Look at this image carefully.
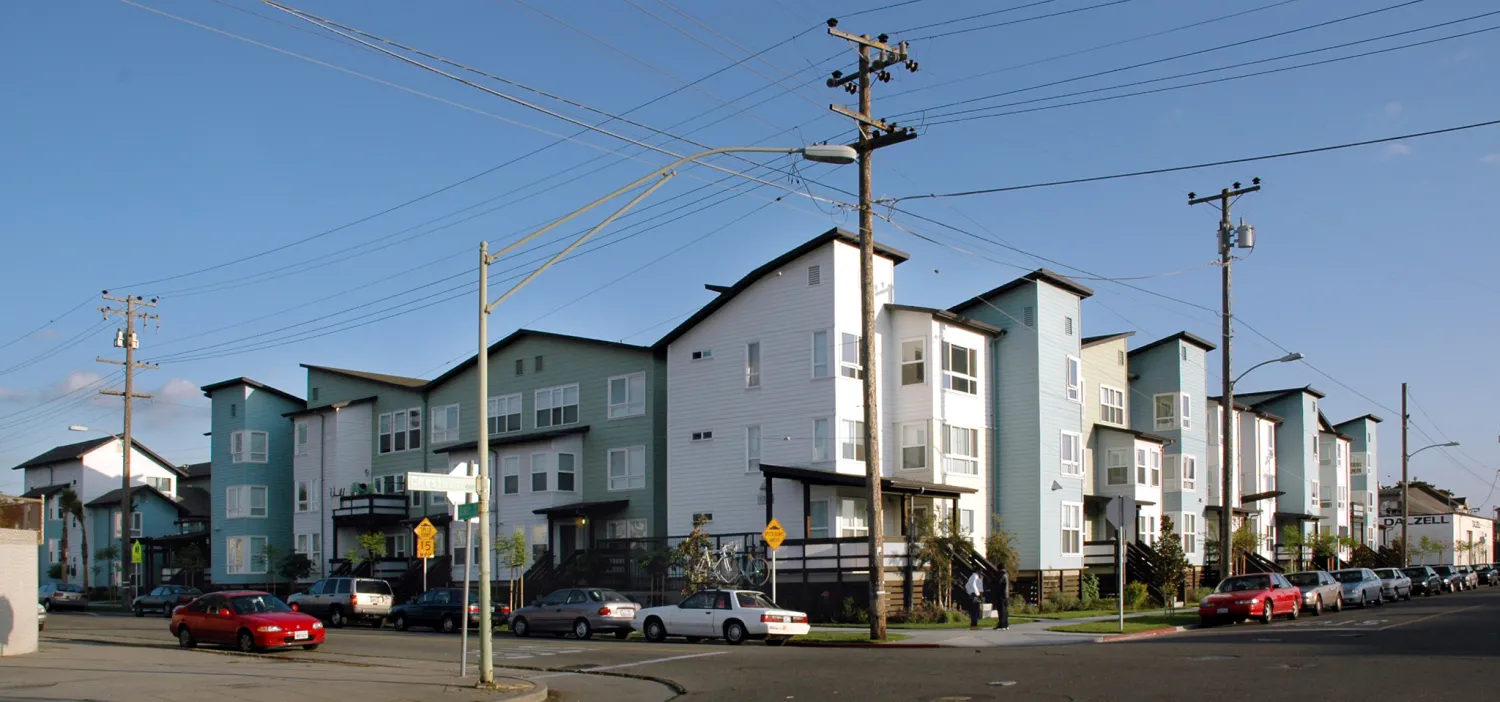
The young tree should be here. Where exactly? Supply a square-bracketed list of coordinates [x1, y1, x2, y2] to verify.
[496, 530, 529, 610]
[175, 544, 207, 589]
[914, 512, 965, 611]
[279, 552, 314, 584]
[677, 515, 715, 594]
[1282, 526, 1307, 571]
[261, 543, 283, 593]
[1151, 515, 1190, 608]
[986, 516, 1020, 575]
[346, 531, 387, 572]
[1231, 522, 1259, 574]
[1418, 536, 1442, 565]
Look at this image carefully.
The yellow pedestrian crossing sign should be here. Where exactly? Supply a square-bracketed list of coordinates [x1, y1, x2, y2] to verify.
[131, 541, 143, 564]
[763, 518, 786, 551]
[414, 518, 438, 539]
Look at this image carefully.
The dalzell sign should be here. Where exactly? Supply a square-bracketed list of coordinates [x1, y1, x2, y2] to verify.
[1380, 514, 1451, 527]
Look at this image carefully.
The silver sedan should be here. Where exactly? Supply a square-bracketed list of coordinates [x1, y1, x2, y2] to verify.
[1284, 570, 1343, 615]
[1373, 568, 1413, 601]
[1331, 568, 1385, 608]
[509, 587, 640, 640]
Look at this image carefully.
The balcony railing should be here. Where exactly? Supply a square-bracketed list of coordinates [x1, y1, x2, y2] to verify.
[332, 493, 409, 520]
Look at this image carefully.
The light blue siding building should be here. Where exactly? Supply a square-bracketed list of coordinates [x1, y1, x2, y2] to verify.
[1128, 332, 1214, 567]
[1232, 386, 1328, 563]
[1334, 414, 1382, 547]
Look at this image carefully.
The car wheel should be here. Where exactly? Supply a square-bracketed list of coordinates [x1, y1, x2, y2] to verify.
[1288, 600, 1299, 620]
[43, 600, 53, 612]
[1375, 592, 1385, 606]
[1259, 601, 1273, 624]
[1356, 593, 1366, 609]
[177, 626, 196, 649]
[643, 618, 667, 643]
[511, 616, 531, 638]
[441, 615, 458, 634]
[573, 619, 593, 641]
[1311, 597, 1322, 616]
[302, 644, 320, 651]
[329, 607, 346, 629]
[393, 614, 408, 632]
[134, 604, 144, 618]
[163, 605, 174, 619]
[724, 620, 748, 645]
[614, 629, 630, 640]
[237, 630, 257, 654]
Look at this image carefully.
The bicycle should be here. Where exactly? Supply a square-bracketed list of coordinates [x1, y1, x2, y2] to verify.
[691, 542, 769, 588]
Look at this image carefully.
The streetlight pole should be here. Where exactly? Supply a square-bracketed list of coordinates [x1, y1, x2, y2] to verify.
[472, 144, 855, 686]
[1400, 436, 1460, 567]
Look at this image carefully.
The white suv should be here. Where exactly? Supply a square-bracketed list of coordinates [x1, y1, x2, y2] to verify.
[287, 577, 393, 628]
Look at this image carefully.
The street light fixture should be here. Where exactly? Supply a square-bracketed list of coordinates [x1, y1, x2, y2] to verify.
[1231, 352, 1303, 387]
[1401, 440, 1460, 566]
[469, 144, 856, 686]
[1214, 350, 1297, 577]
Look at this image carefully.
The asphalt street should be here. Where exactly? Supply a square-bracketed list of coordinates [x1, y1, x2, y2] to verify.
[42, 586, 1500, 701]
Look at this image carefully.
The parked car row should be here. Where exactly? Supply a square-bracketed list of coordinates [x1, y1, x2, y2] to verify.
[1199, 565, 1449, 626]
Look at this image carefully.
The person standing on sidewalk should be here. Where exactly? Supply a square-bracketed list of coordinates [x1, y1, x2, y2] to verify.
[993, 566, 1011, 630]
[964, 571, 984, 629]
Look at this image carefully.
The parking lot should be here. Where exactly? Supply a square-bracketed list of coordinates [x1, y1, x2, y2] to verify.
[38, 586, 1500, 701]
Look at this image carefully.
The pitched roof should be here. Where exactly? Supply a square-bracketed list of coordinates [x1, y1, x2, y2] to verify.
[180, 462, 211, 480]
[885, 304, 1005, 336]
[177, 486, 211, 519]
[301, 364, 427, 390]
[1233, 385, 1328, 406]
[655, 228, 910, 349]
[1127, 331, 1217, 357]
[1081, 331, 1135, 348]
[11, 437, 187, 476]
[85, 484, 189, 514]
[429, 330, 652, 388]
[948, 268, 1094, 313]
[431, 425, 592, 454]
[200, 377, 305, 405]
[1094, 424, 1170, 444]
[21, 484, 69, 499]
[282, 395, 378, 418]
[1334, 414, 1385, 427]
[1207, 397, 1284, 423]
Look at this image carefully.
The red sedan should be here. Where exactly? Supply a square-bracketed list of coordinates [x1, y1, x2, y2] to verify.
[1198, 572, 1303, 626]
[171, 591, 325, 653]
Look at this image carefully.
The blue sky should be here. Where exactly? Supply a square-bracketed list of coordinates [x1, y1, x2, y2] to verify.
[2, 0, 1496, 511]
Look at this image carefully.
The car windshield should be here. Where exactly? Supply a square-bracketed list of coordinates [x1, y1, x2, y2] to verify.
[229, 594, 292, 615]
[1331, 571, 1365, 584]
[1401, 568, 1428, 578]
[586, 589, 629, 603]
[1374, 569, 1400, 579]
[355, 581, 392, 594]
[735, 592, 779, 609]
[1285, 573, 1320, 587]
[1217, 575, 1272, 592]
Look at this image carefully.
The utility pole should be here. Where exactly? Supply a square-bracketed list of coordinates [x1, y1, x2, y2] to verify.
[1400, 381, 1409, 566]
[475, 241, 494, 685]
[1188, 179, 1259, 580]
[98, 291, 158, 600]
[825, 17, 917, 641]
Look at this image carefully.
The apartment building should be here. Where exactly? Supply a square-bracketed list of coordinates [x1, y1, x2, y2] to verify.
[1128, 332, 1212, 566]
[1232, 386, 1327, 563]
[1335, 414, 1382, 547]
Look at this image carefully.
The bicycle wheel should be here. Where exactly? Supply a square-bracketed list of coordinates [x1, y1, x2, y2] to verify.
[740, 556, 770, 587]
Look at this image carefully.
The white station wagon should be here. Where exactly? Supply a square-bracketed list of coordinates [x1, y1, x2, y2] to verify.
[634, 589, 810, 646]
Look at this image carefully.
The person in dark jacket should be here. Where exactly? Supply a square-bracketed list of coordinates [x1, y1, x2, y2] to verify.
[993, 566, 1010, 630]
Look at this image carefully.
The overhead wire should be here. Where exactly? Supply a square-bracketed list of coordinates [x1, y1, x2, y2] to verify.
[900, 0, 1140, 41]
[0, 296, 97, 355]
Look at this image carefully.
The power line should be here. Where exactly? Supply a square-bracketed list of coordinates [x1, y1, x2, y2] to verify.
[0, 297, 97, 355]
[901, 0, 1140, 41]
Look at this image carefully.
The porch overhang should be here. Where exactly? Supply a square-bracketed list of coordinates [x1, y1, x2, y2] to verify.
[758, 464, 976, 497]
[1240, 490, 1285, 505]
[1204, 504, 1253, 516]
[431, 425, 591, 454]
[532, 499, 630, 517]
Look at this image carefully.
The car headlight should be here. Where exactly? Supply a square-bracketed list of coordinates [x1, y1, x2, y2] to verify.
[312, 622, 324, 629]
[1232, 599, 1257, 605]
[255, 625, 283, 633]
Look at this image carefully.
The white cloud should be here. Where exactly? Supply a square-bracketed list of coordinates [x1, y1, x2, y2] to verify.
[57, 370, 105, 394]
[1481, 153, 1500, 165]
[0, 386, 28, 402]
[157, 377, 201, 404]
[1385, 101, 1403, 117]
[1381, 142, 1412, 158]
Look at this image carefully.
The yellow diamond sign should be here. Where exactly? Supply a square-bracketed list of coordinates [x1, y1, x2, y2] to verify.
[414, 518, 438, 540]
[763, 518, 786, 551]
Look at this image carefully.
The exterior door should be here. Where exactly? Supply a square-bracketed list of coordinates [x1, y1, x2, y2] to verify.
[200, 595, 233, 644]
[709, 591, 738, 638]
[674, 591, 718, 637]
[303, 580, 327, 616]
[533, 590, 570, 631]
[559, 524, 578, 561]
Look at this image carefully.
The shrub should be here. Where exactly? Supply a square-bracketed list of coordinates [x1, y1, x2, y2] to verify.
[1124, 582, 1150, 610]
[1047, 591, 1081, 612]
[1009, 595, 1038, 615]
[839, 596, 869, 624]
[1080, 573, 1101, 610]
[904, 601, 949, 624]
[1191, 587, 1215, 603]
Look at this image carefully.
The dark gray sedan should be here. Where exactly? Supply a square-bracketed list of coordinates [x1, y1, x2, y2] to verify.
[1331, 568, 1385, 608]
[1372, 568, 1412, 601]
[1284, 570, 1343, 615]
[1401, 566, 1443, 596]
[509, 587, 640, 640]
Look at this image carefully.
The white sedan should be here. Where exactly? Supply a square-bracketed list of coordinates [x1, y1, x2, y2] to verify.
[634, 589, 810, 646]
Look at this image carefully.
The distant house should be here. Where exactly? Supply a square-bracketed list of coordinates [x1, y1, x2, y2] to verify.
[1378, 482, 1495, 565]
[1334, 415, 1382, 547]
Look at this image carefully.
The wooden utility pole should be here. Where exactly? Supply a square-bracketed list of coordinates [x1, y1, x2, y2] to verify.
[825, 18, 917, 641]
[98, 291, 158, 599]
[1188, 180, 1259, 579]
[1401, 381, 1409, 566]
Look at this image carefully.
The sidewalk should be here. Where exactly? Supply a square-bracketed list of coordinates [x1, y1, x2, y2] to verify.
[810, 609, 1184, 647]
[0, 639, 545, 702]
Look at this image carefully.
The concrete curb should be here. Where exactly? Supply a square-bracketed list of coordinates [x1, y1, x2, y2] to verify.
[787, 641, 942, 648]
[1095, 624, 1198, 643]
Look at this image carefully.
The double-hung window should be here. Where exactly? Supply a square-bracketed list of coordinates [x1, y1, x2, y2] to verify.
[147, 476, 172, 493]
[488, 394, 522, 434]
[840, 333, 864, 379]
[557, 453, 576, 492]
[1099, 386, 1125, 425]
[944, 425, 979, 475]
[295, 480, 320, 512]
[1059, 431, 1082, 477]
[432, 403, 461, 443]
[1179, 394, 1193, 430]
[943, 342, 978, 394]
[535, 385, 580, 428]
[901, 339, 925, 385]
[745, 342, 761, 388]
[1061, 503, 1083, 556]
[808, 501, 830, 539]
[530, 454, 549, 492]
[608, 373, 646, 418]
[746, 426, 761, 473]
[226, 485, 267, 519]
[226, 535, 268, 575]
[378, 408, 421, 453]
[295, 421, 309, 456]
[1064, 356, 1082, 402]
[812, 418, 832, 462]
[296, 533, 323, 574]
[1183, 513, 1198, 553]
[901, 422, 927, 470]
[608, 446, 646, 491]
[1136, 448, 1149, 485]
[1181, 455, 1197, 491]
[811, 331, 830, 379]
[841, 420, 866, 461]
[1154, 394, 1177, 431]
[839, 498, 869, 537]
[1106, 449, 1129, 485]
[502, 456, 520, 495]
[1150, 448, 1162, 487]
[231, 430, 268, 463]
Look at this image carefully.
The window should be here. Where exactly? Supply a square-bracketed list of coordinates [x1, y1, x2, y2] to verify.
[230, 430, 268, 463]
[515, 358, 524, 376]
[432, 404, 461, 443]
[1164, 455, 1177, 486]
[48, 539, 59, 564]
[691, 349, 712, 361]
[1182, 455, 1197, 491]
[147, 476, 172, 493]
[1150, 449, 1161, 487]
[226, 535, 267, 575]
[1312, 435, 1321, 463]
[811, 331, 830, 379]
[1118, 349, 1125, 366]
[534, 385, 580, 428]
[1179, 394, 1192, 430]
[386, 533, 408, 559]
[745, 342, 761, 388]
[807, 264, 821, 286]
[1061, 503, 1083, 556]
[746, 426, 761, 473]
[608, 373, 647, 418]
[901, 339, 925, 385]
[310, 388, 319, 403]
[1064, 356, 1081, 402]
[608, 446, 646, 491]
[901, 422, 927, 470]
[1023, 306, 1034, 327]
[944, 425, 979, 475]
[1181, 346, 1188, 361]
[48, 496, 61, 521]
[841, 420, 865, 461]
[808, 501, 830, 538]
[502, 456, 520, 495]
[943, 342, 978, 394]
[840, 333, 864, 379]
[1184, 513, 1198, 553]
[488, 394, 522, 434]
[124, 511, 141, 538]
[960, 509, 975, 535]
[534, 355, 545, 372]
[1106, 449, 1129, 485]
[557, 453, 576, 492]
[230, 403, 237, 418]
[530, 454, 548, 492]
[226, 486, 267, 519]
[1064, 316, 1074, 336]
[1136, 448, 1148, 485]
[296, 480, 320, 512]
[295, 533, 322, 574]
[839, 498, 869, 537]
[1099, 386, 1125, 425]
[377, 409, 421, 453]
[295, 422, 309, 456]
[812, 418, 832, 462]
[691, 430, 714, 442]
[453, 529, 481, 567]
[606, 519, 647, 540]
[1154, 394, 1176, 430]
[1060, 431, 1082, 477]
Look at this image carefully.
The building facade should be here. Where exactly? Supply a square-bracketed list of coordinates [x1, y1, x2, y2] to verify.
[1335, 415, 1382, 547]
[1128, 332, 1212, 566]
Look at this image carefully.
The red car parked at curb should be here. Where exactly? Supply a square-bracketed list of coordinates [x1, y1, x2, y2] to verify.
[170, 591, 324, 653]
[1198, 572, 1303, 626]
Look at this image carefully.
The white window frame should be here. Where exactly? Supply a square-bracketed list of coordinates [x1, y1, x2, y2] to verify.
[691, 349, 713, 361]
[1064, 356, 1082, 403]
[48, 538, 60, 564]
[1154, 393, 1177, 431]
[1099, 385, 1125, 425]
[942, 341, 978, 394]
[377, 409, 422, 454]
[49, 496, 62, 521]
[746, 425, 761, 474]
[943, 424, 979, 475]
[535, 385, 580, 428]
[431, 403, 461, 443]
[838, 497, 869, 538]
[1150, 448, 1162, 487]
[691, 430, 714, 442]
[226, 535, 268, 575]
[1182, 455, 1197, 491]
[231, 430, 268, 463]
[295, 421, 309, 456]
[1059, 430, 1082, 477]
[557, 452, 577, 492]
[812, 418, 832, 462]
[530, 454, 549, 492]
[840, 333, 864, 379]
[745, 342, 761, 389]
[1180, 393, 1193, 430]
[900, 422, 927, 471]
[1183, 513, 1198, 553]
[901, 338, 925, 386]
[502, 455, 520, 495]
[295, 479, 320, 513]
[147, 475, 172, 493]
[811, 331, 830, 379]
[226, 485, 268, 519]
[488, 394, 522, 435]
[841, 419, 866, 461]
[1136, 447, 1149, 486]
[608, 373, 647, 418]
[605, 519, 648, 541]
[607, 446, 646, 492]
[1106, 448, 1129, 486]
[1061, 502, 1083, 556]
[130, 510, 142, 538]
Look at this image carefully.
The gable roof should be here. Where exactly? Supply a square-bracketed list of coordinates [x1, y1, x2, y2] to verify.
[301, 364, 427, 390]
[885, 304, 1005, 336]
[283, 395, 378, 418]
[200, 377, 305, 405]
[655, 228, 910, 349]
[948, 268, 1094, 313]
[21, 484, 69, 499]
[1207, 397, 1285, 423]
[1334, 414, 1385, 427]
[1234, 385, 1328, 408]
[429, 329, 652, 389]
[180, 462, 211, 480]
[11, 437, 187, 476]
[1081, 331, 1134, 348]
[1128, 331, 1217, 357]
[85, 484, 189, 514]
